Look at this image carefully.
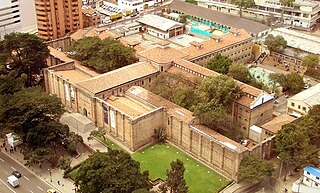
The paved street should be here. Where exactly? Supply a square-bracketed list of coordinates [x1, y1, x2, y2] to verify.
[0, 151, 56, 193]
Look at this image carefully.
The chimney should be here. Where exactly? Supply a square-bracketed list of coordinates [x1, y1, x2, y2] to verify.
[211, 35, 222, 42]
[229, 29, 241, 36]
[189, 41, 203, 49]
[157, 40, 170, 49]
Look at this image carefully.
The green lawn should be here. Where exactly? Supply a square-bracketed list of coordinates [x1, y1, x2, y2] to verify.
[95, 136, 122, 151]
[66, 167, 80, 181]
[132, 143, 230, 193]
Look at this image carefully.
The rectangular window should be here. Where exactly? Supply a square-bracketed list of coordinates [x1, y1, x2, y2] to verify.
[103, 105, 108, 124]
[298, 105, 301, 109]
[291, 102, 295, 107]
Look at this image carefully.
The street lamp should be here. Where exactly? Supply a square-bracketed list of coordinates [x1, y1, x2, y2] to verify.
[48, 169, 52, 182]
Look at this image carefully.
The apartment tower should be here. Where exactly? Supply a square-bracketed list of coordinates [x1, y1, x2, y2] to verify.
[35, 0, 83, 40]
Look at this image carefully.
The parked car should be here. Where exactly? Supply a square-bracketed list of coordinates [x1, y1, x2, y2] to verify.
[47, 189, 57, 193]
[12, 171, 21, 178]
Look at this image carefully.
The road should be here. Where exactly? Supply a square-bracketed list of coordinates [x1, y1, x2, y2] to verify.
[0, 151, 56, 193]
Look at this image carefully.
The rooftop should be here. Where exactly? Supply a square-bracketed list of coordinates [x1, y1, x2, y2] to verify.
[261, 114, 297, 134]
[54, 68, 94, 83]
[76, 62, 159, 94]
[105, 95, 155, 118]
[127, 86, 196, 123]
[137, 14, 184, 32]
[269, 28, 320, 55]
[304, 166, 320, 177]
[170, 0, 269, 35]
[138, 45, 189, 64]
[181, 28, 252, 59]
[289, 83, 320, 106]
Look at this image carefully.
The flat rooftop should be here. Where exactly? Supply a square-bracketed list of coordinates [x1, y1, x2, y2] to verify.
[290, 83, 320, 106]
[137, 14, 184, 31]
[105, 95, 155, 118]
[170, 0, 269, 35]
[54, 68, 93, 83]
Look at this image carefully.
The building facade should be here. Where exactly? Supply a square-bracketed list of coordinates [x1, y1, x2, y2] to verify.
[82, 7, 101, 27]
[0, 0, 37, 39]
[196, 0, 320, 30]
[35, 0, 84, 40]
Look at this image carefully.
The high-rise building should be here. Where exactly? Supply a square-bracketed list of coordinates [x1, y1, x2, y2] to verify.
[0, 0, 37, 39]
[35, 0, 84, 40]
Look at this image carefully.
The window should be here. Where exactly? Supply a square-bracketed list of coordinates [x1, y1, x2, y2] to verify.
[316, 177, 319, 180]
[298, 105, 301, 109]
[141, 80, 144, 85]
[167, 118, 170, 125]
[303, 107, 306, 112]
[307, 172, 310, 175]
[291, 102, 295, 107]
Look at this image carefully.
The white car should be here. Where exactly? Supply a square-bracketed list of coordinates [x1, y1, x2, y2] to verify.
[241, 139, 249, 147]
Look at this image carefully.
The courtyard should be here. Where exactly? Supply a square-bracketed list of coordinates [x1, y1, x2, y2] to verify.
[132, 143, 230, 193]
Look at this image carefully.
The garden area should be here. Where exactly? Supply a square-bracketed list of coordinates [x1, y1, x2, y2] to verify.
[66, 142, 230, 193]
[132, 143, 230, 193]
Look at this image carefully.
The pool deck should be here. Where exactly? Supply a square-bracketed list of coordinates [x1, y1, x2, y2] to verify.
[168, 34, 206, 47]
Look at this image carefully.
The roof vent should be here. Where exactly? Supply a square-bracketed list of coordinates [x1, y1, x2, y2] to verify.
[211, 35, 222, 42]
[189, 41, 203, 49]
[229, 29, 241, 36]
[157, 40, 170, 49]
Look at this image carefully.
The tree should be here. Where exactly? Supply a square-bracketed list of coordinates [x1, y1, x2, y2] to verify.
[264, 34, 287, 54]
[172, 87, 197, 110]
[228, 63, 252, 83]
[231, 0, 255, 18]
[179, 14, 188, 23]
[0, 86, 78, 165]
[0, 33, 49, 87]
[67, 37, 138, 73]
[269, 72, 304, 94]
[160, 159, 188, 193]
[0, 75, 23, 95]
[75, 150, 150, 193]
[302, 54, 319, 71]
[57, 156, 72, 171]
[185, 0, 197, 5]
[237, 156, 275, 183]
[90, 127, 107, 141]
[205, 54, 232, 74]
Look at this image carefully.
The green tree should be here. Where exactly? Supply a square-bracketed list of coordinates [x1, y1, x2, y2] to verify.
[67, 37, 138, 73]
[179, 14, 188, 23]
[237, 156, 275, 183]
[57, 156, 72, 171]
[231, 0, 255, 17]
[302, 54, 319, 71]
[172, 87, 197, 110]
[205, 54, 232, 74]
[75, 150, 150, 193]
[160, 159, 188, 193]
[90, 127, 107, 141]
[228, 63, 252, 83]
[185, 0, 197, 5]
[264, 34, 287, 54]
[0, 33, 49, 87]
[269, 72, 304, 94]
[0, 75, 23, 95]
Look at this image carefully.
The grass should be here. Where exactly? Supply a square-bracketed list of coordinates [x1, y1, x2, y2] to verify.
[66, 167, 80, 181]
[95, 136, 123, 151]
[132, 143, 230, 193]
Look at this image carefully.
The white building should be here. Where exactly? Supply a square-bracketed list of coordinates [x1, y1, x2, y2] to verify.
[137, 14, 184, 39]
[118, 0, 163, 12]
[303, 166, 320, 188]
[196, 0, 320, 30]
[287, 83, 320, 116]
[0, 0, 37, 39]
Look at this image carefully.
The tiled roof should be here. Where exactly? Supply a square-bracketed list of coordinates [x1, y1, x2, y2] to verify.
[54, 69, 93, 83]
[48, 46, 100, 76]
[119, 37, 139, 47]
[70, 28, 94, 41]
[138, 46, 189, 64]
[98, 31, 123, 40]
[169, 0, 269, 35]
[76, 62, 159, 94]
[127, 86, 196, 123]
[82, 7, 96, 15]
[261, 114, 297, 134]
[181, 29, 252, 59]
[105, 95, 155, 118]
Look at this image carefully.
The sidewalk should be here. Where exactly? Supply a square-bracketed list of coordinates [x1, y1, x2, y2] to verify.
[0, 113, 108, 193]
